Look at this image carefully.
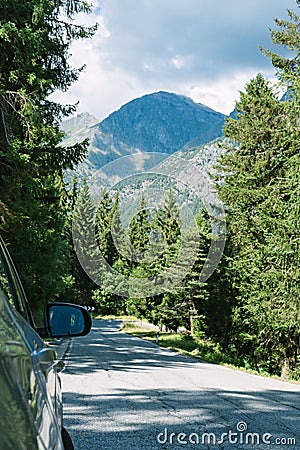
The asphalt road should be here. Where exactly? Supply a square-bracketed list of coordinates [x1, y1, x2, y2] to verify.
[61, 319, 300, 450]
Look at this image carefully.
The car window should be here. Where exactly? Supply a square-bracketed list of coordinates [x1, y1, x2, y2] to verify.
[0, 261, 13, 303]
[0, 249, 17, 306]
[0, 239, 30, 323]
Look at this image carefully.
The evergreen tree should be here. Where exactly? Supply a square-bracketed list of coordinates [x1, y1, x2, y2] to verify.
[93, 190, 129, 314]
[177, 215, 208, 335]
[155, 190, 181, 246]
[144, 190, 183, 329]
[96, 189, 116, 266]
[129, 194, 153, 262]
[0, 0, 96, 315]
[72, 179, 97, 304]
[261, 5, 300, 106]
[215, 73, 300, 376]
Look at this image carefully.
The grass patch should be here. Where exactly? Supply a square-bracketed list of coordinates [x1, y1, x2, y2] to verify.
[89, 320, 299, 382]
[95, 314, 141, 321]
[121, 322, 235, 365]
[122, 323, 300, 382]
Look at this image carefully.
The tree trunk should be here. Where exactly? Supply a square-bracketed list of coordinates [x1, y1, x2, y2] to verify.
[188, 297, 196, 335]
[281, 357, 290, 379]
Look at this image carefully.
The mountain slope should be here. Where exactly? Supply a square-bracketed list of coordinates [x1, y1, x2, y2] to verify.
[61, 91, 226, 179]
[98, 91, 226, 154]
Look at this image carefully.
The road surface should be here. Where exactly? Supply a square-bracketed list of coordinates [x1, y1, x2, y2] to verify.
[61, 319, 300, 449]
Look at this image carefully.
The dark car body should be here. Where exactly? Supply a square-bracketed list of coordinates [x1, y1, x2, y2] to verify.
[0, 236, 91, 450]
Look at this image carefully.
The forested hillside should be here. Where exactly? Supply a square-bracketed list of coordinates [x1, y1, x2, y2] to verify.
[0, 0, 299, 380]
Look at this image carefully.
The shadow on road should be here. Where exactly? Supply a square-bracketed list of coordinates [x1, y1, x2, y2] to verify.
[62, 319, 300, 450]
[63, 386, 300, 450]
[64, 319, 200, 375]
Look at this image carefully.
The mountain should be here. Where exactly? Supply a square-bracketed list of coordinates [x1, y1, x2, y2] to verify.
[98, 91, 225, 153]
[105, 139, 225, 221]
[59, 112, 99, 139]
[61, 91, 226, 180]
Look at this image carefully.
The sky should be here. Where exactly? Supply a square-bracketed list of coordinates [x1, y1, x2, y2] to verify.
[52, 0, 297, 120]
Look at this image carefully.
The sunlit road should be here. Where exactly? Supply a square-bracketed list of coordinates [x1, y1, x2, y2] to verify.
[61, 319, 300, 450]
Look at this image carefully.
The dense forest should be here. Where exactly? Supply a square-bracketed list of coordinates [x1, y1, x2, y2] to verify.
[0, 0, 299, 379]
[0, 0, 97, 313]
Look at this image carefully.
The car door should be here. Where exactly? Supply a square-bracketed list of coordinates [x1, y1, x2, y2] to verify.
[0, 241, 64, 450]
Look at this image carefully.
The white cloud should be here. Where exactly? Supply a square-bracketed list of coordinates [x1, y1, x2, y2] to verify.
[170, 56, 185, 70]
[51, 0, 297, 119]
[185, 70, 267, 114]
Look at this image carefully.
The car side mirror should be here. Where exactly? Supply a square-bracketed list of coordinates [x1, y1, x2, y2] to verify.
[45, 303, 92, 338]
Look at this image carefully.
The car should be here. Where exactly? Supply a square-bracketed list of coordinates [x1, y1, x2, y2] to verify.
[0, 235, 92, 450]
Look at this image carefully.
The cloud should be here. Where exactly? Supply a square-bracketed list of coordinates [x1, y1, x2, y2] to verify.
[52, 0, 297, 119]
[100, 0, 295, 78]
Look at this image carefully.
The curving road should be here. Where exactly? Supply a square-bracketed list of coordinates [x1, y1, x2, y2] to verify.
[61, 319, 300, 450]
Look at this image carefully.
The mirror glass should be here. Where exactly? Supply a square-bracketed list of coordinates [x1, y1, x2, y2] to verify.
[49, 305, 86, 337]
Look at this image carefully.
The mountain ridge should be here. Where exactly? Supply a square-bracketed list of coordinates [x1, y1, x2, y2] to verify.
[61, 91, 227, 180]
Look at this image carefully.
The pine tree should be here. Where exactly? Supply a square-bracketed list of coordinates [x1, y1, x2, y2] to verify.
[178, 216, 208, 335]
[155, 190, 181, 246]
[92, 190, 129, 314]
[0, 0, 96, 314]
[258, 5, 300, 375]
[215, 73, 300, 376]
[95, 189, 116, 266]
[72, 179, 97, 304]
[142, 190, 183, 329]
[129, 194, 153, 262]
[261, 5, 300, 107]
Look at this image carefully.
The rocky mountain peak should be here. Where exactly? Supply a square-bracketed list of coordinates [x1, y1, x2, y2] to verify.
[98, 91, 226, 154]
[62, 91, 226, 180]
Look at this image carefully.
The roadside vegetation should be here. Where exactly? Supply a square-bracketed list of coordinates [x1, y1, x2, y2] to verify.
[121, 322, 300, 382]
[0, 1, 299, 382]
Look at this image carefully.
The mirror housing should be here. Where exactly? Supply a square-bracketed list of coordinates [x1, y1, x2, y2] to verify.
[45, 302, 92, 338]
